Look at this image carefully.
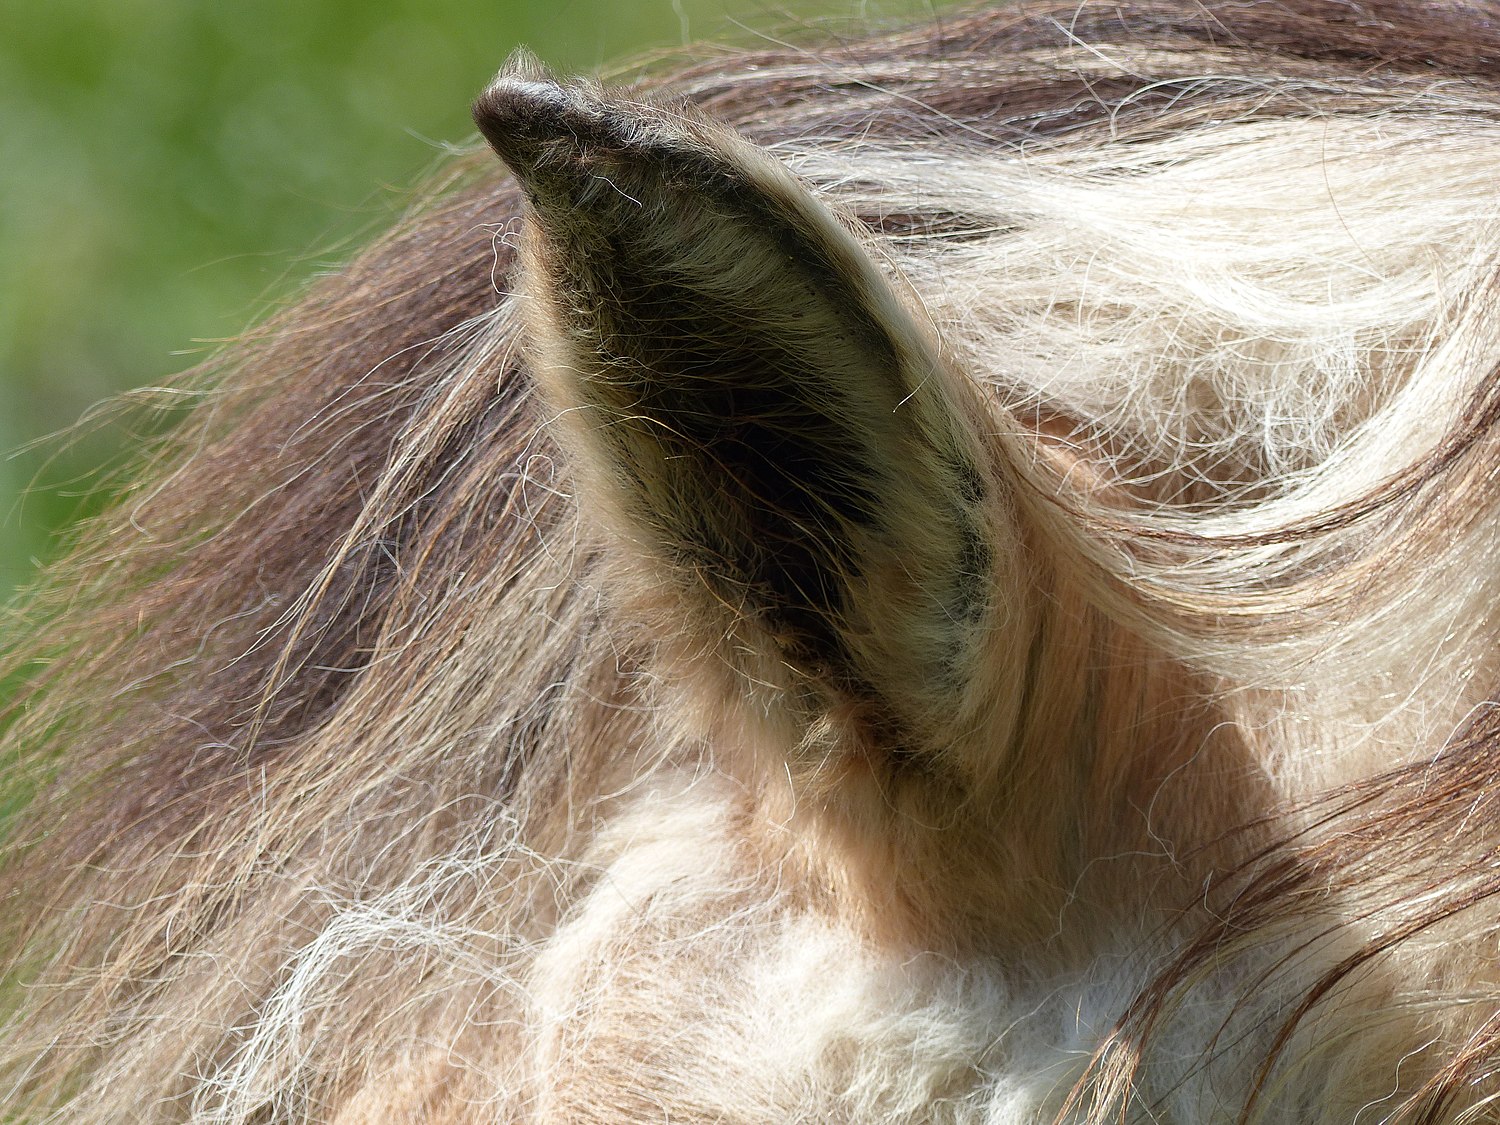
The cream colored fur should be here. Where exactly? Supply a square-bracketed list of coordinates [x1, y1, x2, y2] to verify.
[6, 6, 1500, 1123]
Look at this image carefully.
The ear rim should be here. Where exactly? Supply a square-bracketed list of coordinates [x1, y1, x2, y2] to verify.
[476, 68, 1037, 781]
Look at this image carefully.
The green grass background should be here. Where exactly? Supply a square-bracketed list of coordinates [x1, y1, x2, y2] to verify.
[0, 0, 958, 607]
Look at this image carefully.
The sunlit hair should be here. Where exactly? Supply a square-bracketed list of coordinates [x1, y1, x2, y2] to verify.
[6, 2, 1500, 1120]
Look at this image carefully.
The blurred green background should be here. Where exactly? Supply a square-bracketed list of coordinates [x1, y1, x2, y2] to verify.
[0, 0, 958, 606]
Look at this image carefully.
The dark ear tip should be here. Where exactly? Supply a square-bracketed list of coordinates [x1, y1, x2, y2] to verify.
[472, 54, 574, 173]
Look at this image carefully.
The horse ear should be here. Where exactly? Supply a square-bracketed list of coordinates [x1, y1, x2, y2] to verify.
[474, 68, 1033, 775]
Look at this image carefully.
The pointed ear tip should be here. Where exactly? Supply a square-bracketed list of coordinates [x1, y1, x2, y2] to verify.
[473, 68, 572, 169]
[502, 47, 550, 82]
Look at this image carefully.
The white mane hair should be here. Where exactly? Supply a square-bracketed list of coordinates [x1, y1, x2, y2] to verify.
[5, 2, 1500, 1121]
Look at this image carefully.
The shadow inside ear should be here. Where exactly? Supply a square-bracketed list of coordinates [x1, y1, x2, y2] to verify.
[476, 69, 1009, 761]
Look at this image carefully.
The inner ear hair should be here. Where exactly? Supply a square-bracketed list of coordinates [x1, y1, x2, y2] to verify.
[475, 68, 1032, 771]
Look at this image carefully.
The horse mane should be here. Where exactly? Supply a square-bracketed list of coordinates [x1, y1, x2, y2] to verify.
[6, 2, 1500, 1120]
